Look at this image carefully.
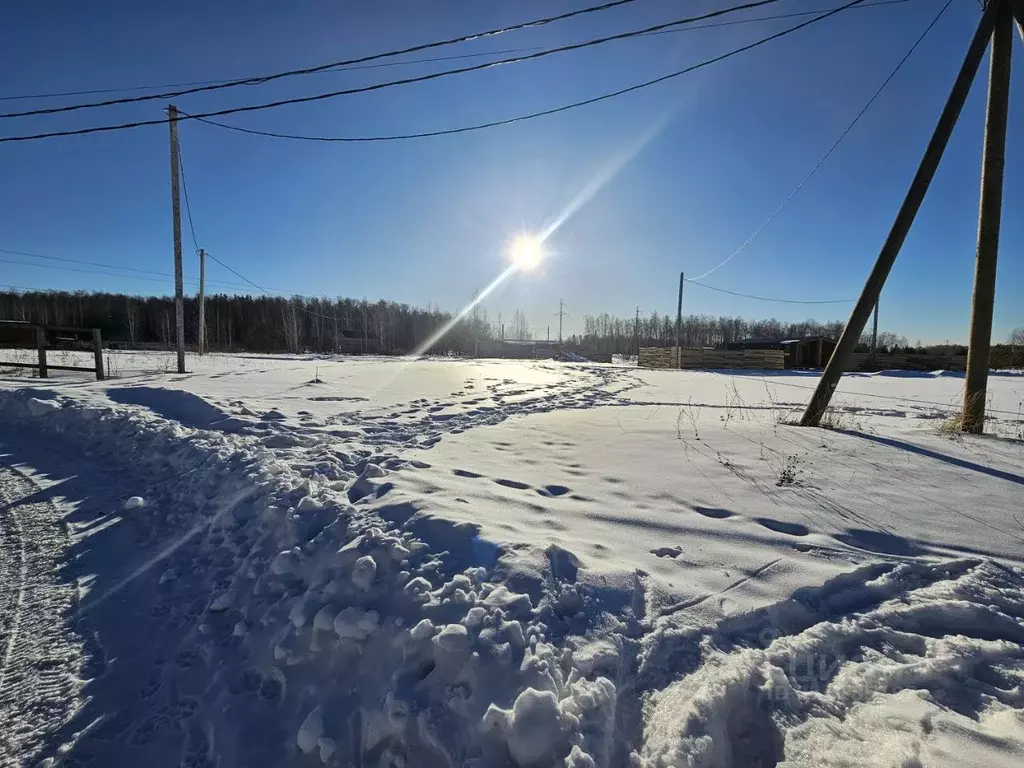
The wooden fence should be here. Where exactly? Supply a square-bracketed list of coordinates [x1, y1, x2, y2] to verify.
[639, 347, 785, 370]
[844, 352, 968, 371]
[0, 321, 105, 380]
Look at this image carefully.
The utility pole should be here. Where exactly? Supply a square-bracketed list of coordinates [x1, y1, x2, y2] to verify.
[869, 298, 879, 364]
[674, 272, 684, 369]
[800, 1, 1002, 427]
[963, 0, 1013, 433]
[547, 325, 550, 342]
[333, 304, 339, 354]
[168, 104, 186, 373]
[635, 305, 640, 361]
[198, 248, 206, 355]
[557, 299, 567, 344]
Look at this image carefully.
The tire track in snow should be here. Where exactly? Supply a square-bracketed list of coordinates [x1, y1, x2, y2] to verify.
[0, 460, 84, 767]
[0, 468, 28, 694]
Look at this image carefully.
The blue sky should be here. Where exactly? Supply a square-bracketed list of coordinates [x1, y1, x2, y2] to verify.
[1, 0, 1021, 343]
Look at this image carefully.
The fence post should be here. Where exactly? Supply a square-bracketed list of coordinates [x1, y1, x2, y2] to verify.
[36, 325, 48, 378]
[92, 329, 105, 381]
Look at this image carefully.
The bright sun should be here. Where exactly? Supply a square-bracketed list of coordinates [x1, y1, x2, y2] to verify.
[508, 233, 544, 271]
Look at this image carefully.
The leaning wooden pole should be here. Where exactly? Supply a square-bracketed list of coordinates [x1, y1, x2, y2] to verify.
[962, 0, 1013, 433]
[1012, 0, 1024, 42]
[800, 2, 999, 426]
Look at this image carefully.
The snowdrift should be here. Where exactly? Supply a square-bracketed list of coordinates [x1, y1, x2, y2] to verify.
[1, 373, 1023, 767]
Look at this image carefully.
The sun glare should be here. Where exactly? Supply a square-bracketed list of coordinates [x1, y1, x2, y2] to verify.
[508, 233, 544, 271]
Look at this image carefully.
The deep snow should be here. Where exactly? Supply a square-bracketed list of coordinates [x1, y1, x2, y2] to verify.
[0, 353, 1022, 767]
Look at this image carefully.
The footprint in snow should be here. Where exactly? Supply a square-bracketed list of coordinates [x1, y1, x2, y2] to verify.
[494, 478, 531, 490]
[651, 546, 683, 558]
[755, 517, 810, 537]
[693, 506, 733, 520]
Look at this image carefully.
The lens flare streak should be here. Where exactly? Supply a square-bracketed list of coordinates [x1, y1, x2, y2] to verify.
[411, 263, 518, 357]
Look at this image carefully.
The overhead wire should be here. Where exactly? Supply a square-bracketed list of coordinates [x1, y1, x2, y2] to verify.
[0, 247, 253, 290]
[0, 0, 872, 145]
[0, 255, 235, 290]
[686, 0, 953, 282]
[187, 0, 872, 143]
[166, 142, 343, 313]
[172, 140, 347, 316]
[0, 0, 907, 105]
[202, 251, 349, 321]
[0, 49, 547, 103]
[0, 0, 648, 119]
[687, 280, 854, 304]
[177, 136, 201, 253]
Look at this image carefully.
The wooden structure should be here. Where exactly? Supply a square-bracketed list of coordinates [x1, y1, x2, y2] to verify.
[728, 336, 837, 369]
[639, 347, 784, 370]
[0, 321, 105, 380]
[801, 0, 1023, 433]
[781, 337, 836, 368]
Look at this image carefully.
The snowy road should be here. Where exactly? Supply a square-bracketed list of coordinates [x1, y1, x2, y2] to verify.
[0, 355, 1022, 766]
[0, 460, 83, 768]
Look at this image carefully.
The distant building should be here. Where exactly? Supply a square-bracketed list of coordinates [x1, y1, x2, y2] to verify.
[728, 336, 836, 369]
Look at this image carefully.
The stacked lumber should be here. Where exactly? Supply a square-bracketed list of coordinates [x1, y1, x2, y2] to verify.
[638, 347, 785, 370]
[679, 348, 784, 370]
[638, 347, 677, 369]
[845, 352, 967, 372]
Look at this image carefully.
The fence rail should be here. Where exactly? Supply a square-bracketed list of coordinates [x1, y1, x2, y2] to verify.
[0, 322, 105, 380]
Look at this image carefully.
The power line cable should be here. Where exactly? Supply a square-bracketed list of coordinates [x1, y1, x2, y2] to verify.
[203, 251, 270, 294]
[177, 137, 201, 253]
[686, 0, 953, 282]
[173, 142, 343, 317]
[0, 255, 233, 289]
[0, 0, 649, 119]
[187, 0, 871, 143]
[688, 279, 854, 304]
[0, 246, 329, 297]
[203, 251, 343, 321]
[0, 247, 252, 290]
[0, 0, 907, 105]
[1, 0, 870, 145]
[0, 49, 546, 103]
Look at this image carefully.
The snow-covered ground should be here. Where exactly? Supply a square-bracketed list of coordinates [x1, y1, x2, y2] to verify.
[0, 352, 1022, 767]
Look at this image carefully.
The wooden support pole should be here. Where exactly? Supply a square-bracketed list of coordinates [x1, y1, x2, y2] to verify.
[92, 328, 105, 381]
[36, 325, 47, 379]
[870, 299, 879, 364]
[800, 2, 998, 426]
[963, 0, 1013, 434]
[674, 272, 683, 369]
[198, 248, 207, 355]
[169, 104, 186, 374]
[1011, 0, 1024, 43]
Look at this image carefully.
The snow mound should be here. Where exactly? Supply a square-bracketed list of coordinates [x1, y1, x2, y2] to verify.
[642, 559, 1024, 767]
[554, 352, 590, 363]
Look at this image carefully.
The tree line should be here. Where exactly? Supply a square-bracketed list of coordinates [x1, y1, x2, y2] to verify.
[1, 289, 1019, 364]
[0, 289, 491, 355]
[565, 312, 909, 355]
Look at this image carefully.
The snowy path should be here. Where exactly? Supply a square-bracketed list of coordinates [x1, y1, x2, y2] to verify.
[0, 460, 83, 767]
